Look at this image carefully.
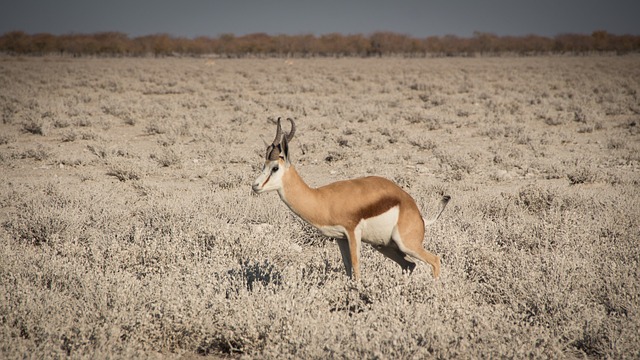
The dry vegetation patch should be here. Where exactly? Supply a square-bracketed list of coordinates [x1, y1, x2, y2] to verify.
[1, 55, 639, 358]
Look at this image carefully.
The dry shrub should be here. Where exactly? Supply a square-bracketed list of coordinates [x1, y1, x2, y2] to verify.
[567, 165, 599, 185]
[86, 143, 110, 158]
[150, 148, 181, 167]
[60, 130, 77, 142]
[14, 144, 51, 161]
[52, 117, 71, 128]
[106, 160, 142, 181]
[3, 185, 85, 246]
[408, 135, 437, 151]
[79, 130, 99, 141]
[606, 138, 626, 150]
[145, 120, 170, 135]
[74, 118, 93, 127]
[478, 126, 504, 139]
[107, 166, 140, 181]
[228, 259, 283, 292]
[1, 56, 639, 359]
[435, 150, 476, 180]
[0, 133, 15, 145]
[516, 184, 555, 213]
[22, 117, 49, 136]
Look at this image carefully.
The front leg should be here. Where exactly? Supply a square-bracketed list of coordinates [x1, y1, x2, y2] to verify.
[336, 238, 352, 278]
[346, 229, 362, 280]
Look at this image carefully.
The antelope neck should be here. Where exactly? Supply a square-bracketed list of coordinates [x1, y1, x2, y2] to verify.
[277, 166, 325, 226]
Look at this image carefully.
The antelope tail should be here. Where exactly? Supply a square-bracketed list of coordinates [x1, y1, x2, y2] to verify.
[423, 195, 451, 226]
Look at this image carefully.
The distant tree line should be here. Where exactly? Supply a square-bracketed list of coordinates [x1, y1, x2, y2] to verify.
[1, 30, 639, 57]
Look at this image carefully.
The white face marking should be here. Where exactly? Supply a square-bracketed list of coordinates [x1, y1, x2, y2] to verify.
[252, 160, 284, 194]
[357, 206, 399, 246]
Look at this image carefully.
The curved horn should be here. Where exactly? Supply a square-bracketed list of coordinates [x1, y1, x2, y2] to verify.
[285, 118, 296, 142]
[272, 117, 283, 145]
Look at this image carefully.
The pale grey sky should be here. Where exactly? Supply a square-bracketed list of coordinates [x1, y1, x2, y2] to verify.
[1, 0, 639, 38]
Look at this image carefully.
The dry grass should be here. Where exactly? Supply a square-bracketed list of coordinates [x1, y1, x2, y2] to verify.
[1, 55, 639, 359]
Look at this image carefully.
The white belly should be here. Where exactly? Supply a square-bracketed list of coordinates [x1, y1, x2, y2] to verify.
[318, 224, 347, 239]
[357, 206, 399, 246]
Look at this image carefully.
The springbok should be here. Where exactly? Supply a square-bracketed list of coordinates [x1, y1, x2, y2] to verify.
[252, 118, 450, 280]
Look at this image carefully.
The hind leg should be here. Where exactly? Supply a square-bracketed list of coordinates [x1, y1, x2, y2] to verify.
[391, 229, 441, 279]
[407, 248, 440, 279]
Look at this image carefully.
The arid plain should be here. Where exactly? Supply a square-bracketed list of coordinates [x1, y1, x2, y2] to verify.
[1, 55, 639, 358]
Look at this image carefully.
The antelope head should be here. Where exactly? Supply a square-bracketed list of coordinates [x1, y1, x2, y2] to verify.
[252, 117, 296, 194]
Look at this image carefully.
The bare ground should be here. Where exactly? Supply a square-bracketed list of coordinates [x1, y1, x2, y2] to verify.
[1, 55, 639, 358]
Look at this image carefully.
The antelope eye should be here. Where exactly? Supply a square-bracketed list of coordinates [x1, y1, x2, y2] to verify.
[272, 166, 279, 173]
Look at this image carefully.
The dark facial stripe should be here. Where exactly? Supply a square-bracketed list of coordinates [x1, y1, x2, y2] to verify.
[261, 173, 272, 189]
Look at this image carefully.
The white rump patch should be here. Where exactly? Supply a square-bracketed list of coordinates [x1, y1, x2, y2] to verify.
[358, 206, 399, 246]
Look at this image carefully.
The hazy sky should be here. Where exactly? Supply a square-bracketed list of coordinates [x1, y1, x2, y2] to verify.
[2, 0, 639, 38]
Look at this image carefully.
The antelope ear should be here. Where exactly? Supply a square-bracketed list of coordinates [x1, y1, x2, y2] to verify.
[266, 144, 277, 160]
[281, 133, 290, 164]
